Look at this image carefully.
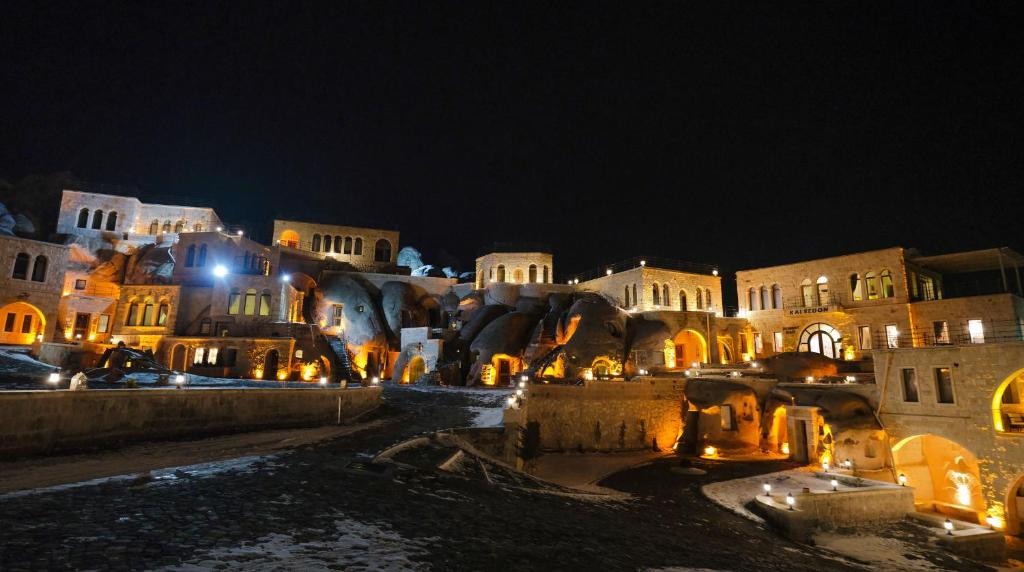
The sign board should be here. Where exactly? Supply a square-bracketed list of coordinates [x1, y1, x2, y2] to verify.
[788, 306, 830, 316]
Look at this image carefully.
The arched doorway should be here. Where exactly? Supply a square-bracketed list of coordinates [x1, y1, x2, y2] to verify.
[717, 337, 734, 364]
[992, 368, 1024, 433]
[0, 302, 45, 345]
[1004, 474, 1024, 535]
[264, 349, 280, 380]
[279, 230, 300, 249]
[170, 344, 188, 371]
[403, 356, 426, 384]
[767, 406, 788, 453]
[892, 434, 985, 523]
[672, 329, 707, 366]
[798, 322, 842, 359]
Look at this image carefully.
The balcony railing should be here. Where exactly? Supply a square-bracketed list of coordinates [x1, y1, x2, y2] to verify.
[569, 256, 719, 284]
[232, 255, 272, 276]
[872, 319, 1024, 349]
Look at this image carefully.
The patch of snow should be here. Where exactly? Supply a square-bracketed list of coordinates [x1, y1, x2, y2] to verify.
[466, 406, 504, 428]
[813, 531, 948, 571]
[160, 515, 435, 571]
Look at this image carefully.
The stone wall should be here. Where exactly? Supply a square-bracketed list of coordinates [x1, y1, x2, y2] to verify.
[0, 235, 70, 342]
[578, 266, 723, 313]
[272, 219, 399, 271]
[506, 378, 686, 453]
[476, 252, 554, 288]
[0, 386, 381, 457]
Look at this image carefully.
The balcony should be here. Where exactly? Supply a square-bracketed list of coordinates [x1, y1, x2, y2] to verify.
[873, 319, 1024, 349]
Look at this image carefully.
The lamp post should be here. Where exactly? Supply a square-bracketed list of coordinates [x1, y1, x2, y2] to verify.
[763, 482, 772, 497]
[174, 374, 185, 389]
[831, 479, 839, 491]
[898, 473, 907, 486]
[944, 519, 954, 536]
[786, 492, 796, 511]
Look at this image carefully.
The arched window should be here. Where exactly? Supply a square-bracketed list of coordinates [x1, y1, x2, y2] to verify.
[334, 235, 342, 254]
[679, 290, 687, 310]
[865, 272, 879, 300]
[850, 273, 863, 301]
[816, 276, 829, 305]
[354, 237, 363, 256]
[77, 208, 89, 228]
[374, 239, 392, 262]
[748, 288, 758, 311]
[243, 288, 257, 315]
[125, 302, 139, 325]
[197, 244, 207, 267]
[142, 301, 155, 326]
[174, 220, 184, 233]
[91, 210, 104, 229]
[705, 288, 712, 308]
[797, 322, 842, 359]
[880, 270, 894, 298]
[149, 219, 159, 235]
[312, 234, 321, 252]
[772, 284, 782, 309]
[157, 303, 169, 326]
[543, 265, 549, 283]
[696, 289, 704, 309]
[323, 235, 332, 252]
[344, 236, 353, 254]
[162, 220, 171, 233]
[652, 283, 661, 305]
[243, 252, 250, 270]
[624, 286, 630, 307]
[800, 279, 814, 307]
[259, 290, 272, 316]
[760, 286, 770, 310]
[185, 244, 196, 267]
[106, 211, 118, 231]
[12, 252, 30, 279]
[228, 289, 241, 315]
[632, 283, 638, 306]
[30, 256, 47, 282]
[513, 268, 524, 283]
[529, 264, 538, 283]
[496, 265, 506, 282]
[662, 284, 670, 306]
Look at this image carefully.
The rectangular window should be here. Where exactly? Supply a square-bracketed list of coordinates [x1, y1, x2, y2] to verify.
[243, 291, 256, 315]
[885, 324, 899, 349]
[157, 304, 169, 326]
[858, 326, 872, 350]
[935, 367, 955, 404]
[919, 276, 935, 301]
[193, 347, 205, 365]
[199, 319, 212, 335]
[4, 313, 16, 332]
[753, 333, 763, 354]
[97, 314, 110, 333]
[21, 314, 33, 333]
[967, 319, 985, 344]
[900, 368, 919, 402]
[228, 292, 241, 315]
[142, 303, 154, 326]
[720, 404, 734, 430]
[207, 347, 219, 365]
[773, 332, 783, 352]
[933, 321, 950, 344]
[332, 304, 344, 328]
[74, 279, 87, 290]
[126, 304, 138, 326]
[224, 348, 238, 367]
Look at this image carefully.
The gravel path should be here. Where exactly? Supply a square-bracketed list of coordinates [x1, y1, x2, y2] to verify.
[0, 386, 870, 571]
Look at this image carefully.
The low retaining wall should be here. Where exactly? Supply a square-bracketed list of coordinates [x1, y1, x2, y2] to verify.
[505, 378, 686, 458]
[0, 387, 382, 458]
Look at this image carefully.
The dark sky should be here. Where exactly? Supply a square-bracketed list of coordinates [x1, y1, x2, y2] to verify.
[2, 2, 1022, 289]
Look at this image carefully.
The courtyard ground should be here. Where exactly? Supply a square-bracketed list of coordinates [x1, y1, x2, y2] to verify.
[0, 385, 1000, 571]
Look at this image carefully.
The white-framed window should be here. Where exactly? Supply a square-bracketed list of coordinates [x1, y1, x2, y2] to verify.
[885, 324, 899, 349]
[773, 331, 783, 352]
[753, 332, 763, 354]
[207, 347, 219, 365]
[858, 326, 872, 350]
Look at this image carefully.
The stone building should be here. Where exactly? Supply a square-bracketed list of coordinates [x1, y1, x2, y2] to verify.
[475, 248, 554, 289]
[736, 246, 1024, 362]
[271, 219, 399, 272]
[0, 235, 68, 344]
[57, 189, 222, 241]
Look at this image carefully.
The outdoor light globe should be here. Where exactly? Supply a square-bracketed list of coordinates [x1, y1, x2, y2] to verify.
[47, 372, 60, 383]
[371, 376, 380, 385]
[516, 389, 524, 397]
[319, 376, 327, 386]
[763, 483, 772, 494]
[236, 230, 244, 236]
[898, 473, 908, 486]
[712, 269, 719, 276]
[174, 374, 185, 385]
[831, 479, 839, 491]
[281, 273, 291, 283]
[213, 264, 228, 278]
[944, 519, 954, 535]
[786, 492, 795, 510]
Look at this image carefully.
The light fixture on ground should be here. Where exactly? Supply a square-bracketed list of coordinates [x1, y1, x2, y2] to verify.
[319, 376, 327, 386]
[236, 230, 244, 236]
[174, 374, 185, 386]
[830, 479, 838, 491]
[515, 389, 524, 397]
[640, 260, 646, 266]
[371, 376, 380, 385]
[606, 268, 612, 276]
[898, 473, 907, 486]
[986, 515, 1002, 530]
[213, 264, 228, 278]
[712, 269, 719, 276]
[762, 482, 772, 496]
[786, 492, 795, 510]
[822, 460, 830, 471]
[47, 372, 60, 384]
[944, 519, 954, 535]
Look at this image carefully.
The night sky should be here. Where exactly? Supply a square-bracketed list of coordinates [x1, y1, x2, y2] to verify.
[2, 2, 1022, 297]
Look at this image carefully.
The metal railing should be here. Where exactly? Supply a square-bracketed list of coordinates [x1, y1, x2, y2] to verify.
[232, 255, 272, 276]
[781, 292, 845, 310]
[568, 256, 719, 284]
[872, 319, 1024, 349]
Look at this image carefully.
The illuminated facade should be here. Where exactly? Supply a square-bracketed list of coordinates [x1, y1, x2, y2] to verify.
[271, 219, 398, 272]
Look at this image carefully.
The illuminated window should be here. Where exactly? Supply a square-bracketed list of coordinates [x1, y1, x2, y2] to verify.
[865, 272, 879, 300]
[933, 321, 950, 344]
[968, 319, 984, 344]
[496, 265, 506, 282]
[332, 304, 344, 327]
[801, 279, 814, 307]
[207, 347, 219, 365]
[816, 276, 829, 305]
[174, 220, 184, 233]
[228, 289, 241, 315]
[901, 368, 919, 402]
[142, 302, 155, 326]
[850, 274, 863, 301]
[97, 314, 110, 333]
[162, 220, 171, 233]
[157, 303, 169, 326]
[754, 332, 763, 353]
[243, 289, 257, 315]
[880, 270, 894, 298]
[773, 331, 783, 352]
[259, 291, 272, 316]
[513, 268, 524, 283]
[935, 368, 955, 404]
[885, 324, 899, 348]
[652, 283, 660, 305]
[858, 325, 872, 350]
[193, 347, 205, 364]
[798, 322, 842, 358]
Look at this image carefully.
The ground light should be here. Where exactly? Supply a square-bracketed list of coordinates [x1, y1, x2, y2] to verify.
[174, 374, 185, 387]
[786, 492, 795, 510]
[47, 372, 60, 384]
[763, 482, 772, 496]
[822, 460, 830, 471]
[831, 479, 839, 491]
[986, 515, 1003, 530]
[703, 445, 717, 457]
[944, 519, 954, 535]
[371, 376, 380, 385]
[319, 376, 327, 386]
[898, 473, 908, 486]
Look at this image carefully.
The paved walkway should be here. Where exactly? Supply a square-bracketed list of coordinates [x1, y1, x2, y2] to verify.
[0, 386, 871, 571]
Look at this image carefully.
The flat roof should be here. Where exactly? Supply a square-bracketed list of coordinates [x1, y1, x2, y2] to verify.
[736, 246, 906, 273]
[274, 218, 398, 234]
[910, 247, 1024, 274]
